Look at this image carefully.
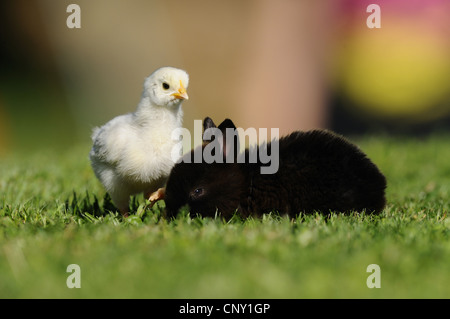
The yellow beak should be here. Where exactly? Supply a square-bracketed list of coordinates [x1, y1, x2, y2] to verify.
[171, 80, 189, 100]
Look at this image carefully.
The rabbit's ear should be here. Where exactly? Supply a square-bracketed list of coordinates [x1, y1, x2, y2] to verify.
[203, 118, 240, 161]
[218, 119, 240, 161]
[203, 117, 217, 143]
[218, 119, 236, 131]
[203, 117, 216, 131]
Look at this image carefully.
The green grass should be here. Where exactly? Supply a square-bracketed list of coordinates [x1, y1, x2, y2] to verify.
[0, 134, 449, 298]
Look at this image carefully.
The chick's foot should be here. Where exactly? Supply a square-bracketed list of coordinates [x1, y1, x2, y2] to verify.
[146, 187, 165, 203]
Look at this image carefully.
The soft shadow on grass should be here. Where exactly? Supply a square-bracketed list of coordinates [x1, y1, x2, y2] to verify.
[64, 191, 167, 224]
[65, 191, 116, 218]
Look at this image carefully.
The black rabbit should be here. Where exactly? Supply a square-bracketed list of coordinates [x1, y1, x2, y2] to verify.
[164, 117, 387, 219]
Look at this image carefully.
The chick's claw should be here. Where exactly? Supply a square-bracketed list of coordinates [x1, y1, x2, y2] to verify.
[147, 187, 165, 203]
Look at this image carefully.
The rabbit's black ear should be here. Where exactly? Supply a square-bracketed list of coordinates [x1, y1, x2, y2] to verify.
[218, 119, 239, 161]
[203, 117, 216, 131]
[203, 117, 240, 161]
[218, 119, 236, 131]
[203, 117, 217, 143]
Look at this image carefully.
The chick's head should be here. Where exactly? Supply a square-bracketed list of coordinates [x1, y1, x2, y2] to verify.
[144, 67, 189, 107]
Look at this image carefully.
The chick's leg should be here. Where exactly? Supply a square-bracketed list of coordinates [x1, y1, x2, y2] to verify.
[146, 187, 165, 203]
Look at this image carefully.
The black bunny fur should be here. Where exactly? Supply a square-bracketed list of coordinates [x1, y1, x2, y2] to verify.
[164, 117, 387, 219]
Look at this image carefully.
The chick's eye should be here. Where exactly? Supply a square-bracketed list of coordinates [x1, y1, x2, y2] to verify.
[162, 82, 170, 90]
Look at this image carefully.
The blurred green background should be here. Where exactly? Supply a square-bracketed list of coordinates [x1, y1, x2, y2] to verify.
[0, 0, 449, 156]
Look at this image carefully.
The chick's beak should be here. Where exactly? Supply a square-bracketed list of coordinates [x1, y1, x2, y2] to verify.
[171, 80, 189, 100]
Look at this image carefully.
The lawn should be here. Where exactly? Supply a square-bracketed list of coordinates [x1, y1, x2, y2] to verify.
[0, 134, 449, 298]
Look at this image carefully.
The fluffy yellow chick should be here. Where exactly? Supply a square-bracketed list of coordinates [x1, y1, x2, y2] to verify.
[89, 67, 189, 216]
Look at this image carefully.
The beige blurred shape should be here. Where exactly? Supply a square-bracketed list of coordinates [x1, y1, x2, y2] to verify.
[38, 0, 330, 142]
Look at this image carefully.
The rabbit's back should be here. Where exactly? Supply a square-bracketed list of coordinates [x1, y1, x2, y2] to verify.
[248, 130, 386, 215]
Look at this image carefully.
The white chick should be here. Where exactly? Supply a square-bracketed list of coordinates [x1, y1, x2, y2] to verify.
[89, 67, 189, 216]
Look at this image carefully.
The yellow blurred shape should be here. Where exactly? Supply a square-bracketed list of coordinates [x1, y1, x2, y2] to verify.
[337, 23, 450, 120]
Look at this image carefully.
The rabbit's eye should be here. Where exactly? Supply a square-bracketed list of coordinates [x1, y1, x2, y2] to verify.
[190, 188, 204, 200]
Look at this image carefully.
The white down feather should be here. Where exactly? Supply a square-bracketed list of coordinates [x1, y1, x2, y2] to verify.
[89, 67, 189, 214]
